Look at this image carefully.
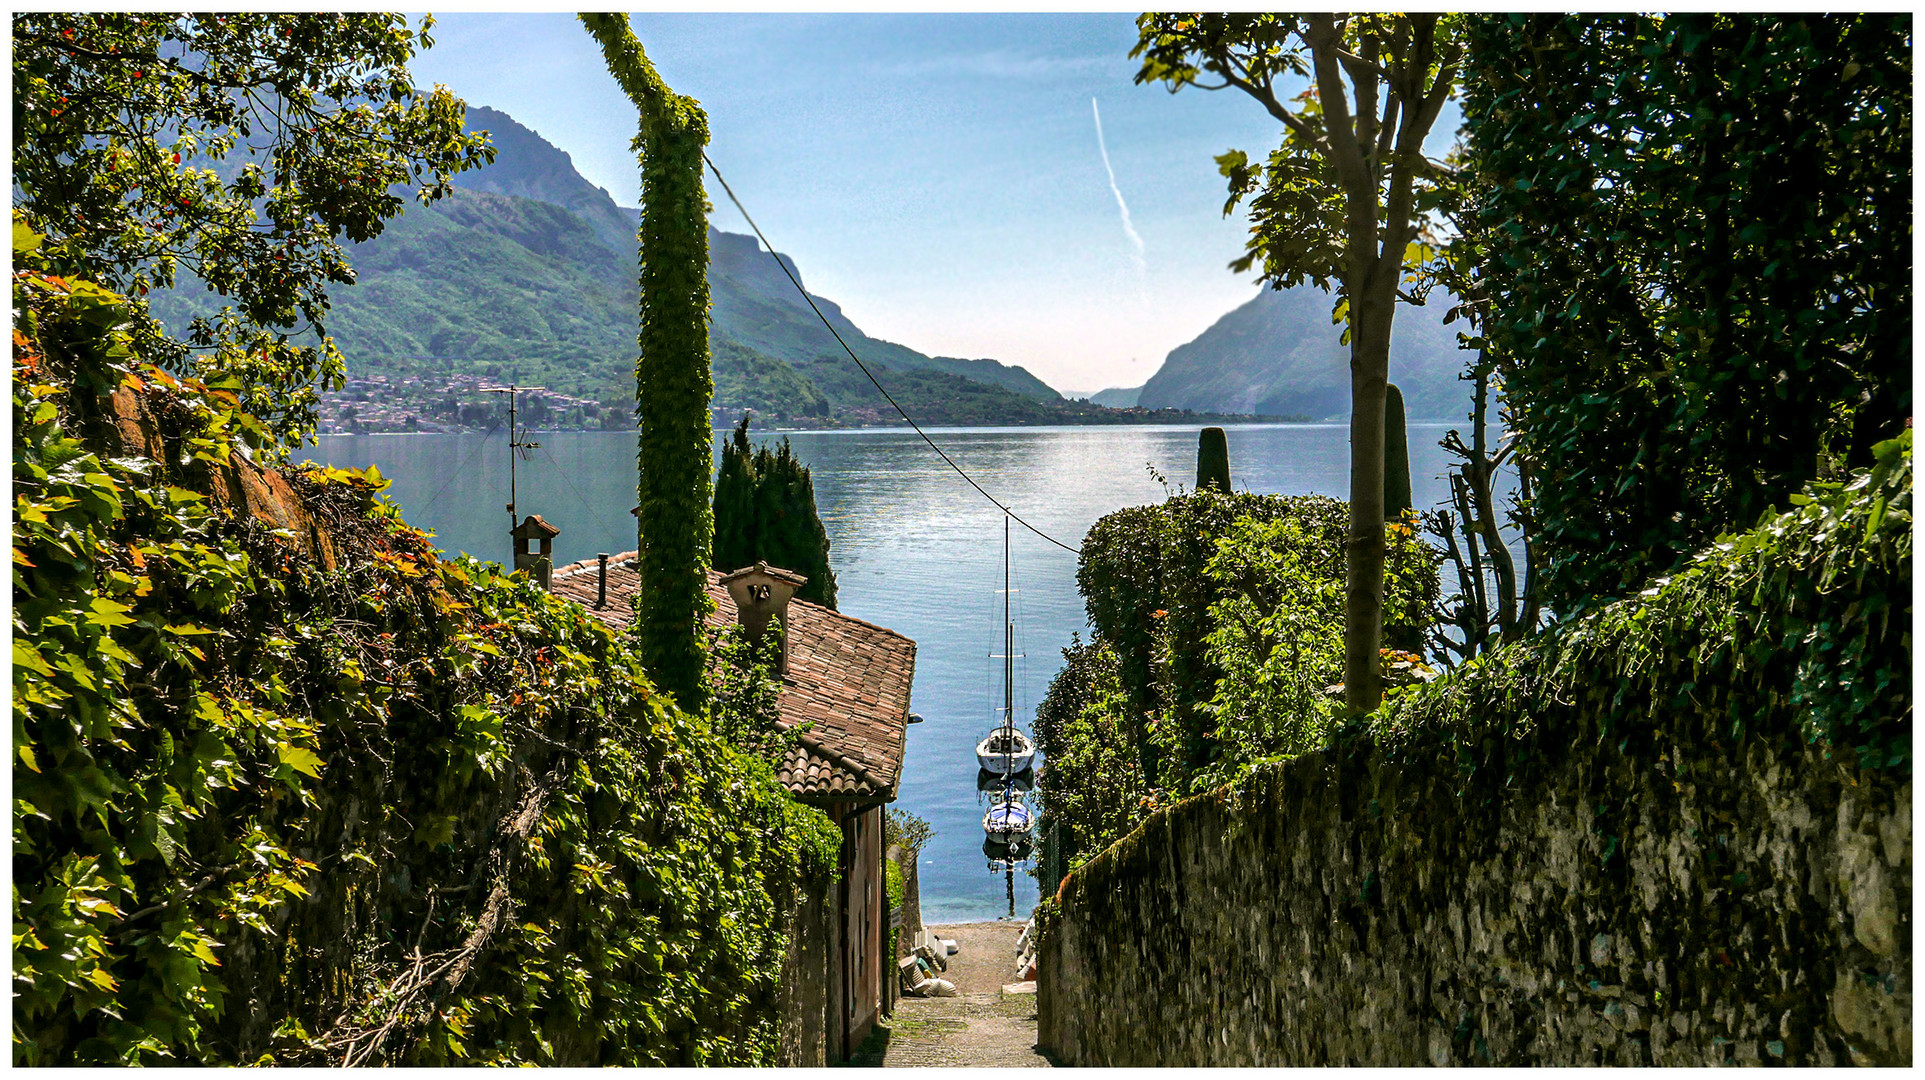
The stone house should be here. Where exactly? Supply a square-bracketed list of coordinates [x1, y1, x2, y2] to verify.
[549, 551, 915, 1064]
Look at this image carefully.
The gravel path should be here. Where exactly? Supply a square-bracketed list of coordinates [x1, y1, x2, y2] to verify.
[859, 921, 1050, 1068]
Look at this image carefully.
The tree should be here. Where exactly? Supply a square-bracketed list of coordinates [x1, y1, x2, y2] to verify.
[1404, 159, 1543, 664]
[713, 415, 840, 610]
[11, 13, 492, 448]
[1134, 14, 1463, 713]
[581, 14, 715, 711]
[1462, 14, 1912, 615]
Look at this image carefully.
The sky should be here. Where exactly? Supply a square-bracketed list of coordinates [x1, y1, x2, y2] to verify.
[406, 12, 1309, 396]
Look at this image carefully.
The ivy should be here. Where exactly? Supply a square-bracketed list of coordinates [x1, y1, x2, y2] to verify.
[1368, 428, 1911, 778]
[12, 231, 837, 1065]
[580, 13, 716, 710]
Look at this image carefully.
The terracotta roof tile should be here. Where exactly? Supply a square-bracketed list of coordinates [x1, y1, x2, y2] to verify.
[552, 553, 915, 803]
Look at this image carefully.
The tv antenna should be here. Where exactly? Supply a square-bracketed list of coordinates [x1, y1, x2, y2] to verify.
[480, 385, 545, 537]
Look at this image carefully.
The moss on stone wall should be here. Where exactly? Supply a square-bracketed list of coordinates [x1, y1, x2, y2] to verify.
[1038, 438, 1911, 1067]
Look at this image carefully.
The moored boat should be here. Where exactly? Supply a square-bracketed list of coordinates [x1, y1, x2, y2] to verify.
[983, 793, 1032, 836]
[975, 726, 1036, 775]
[977, 765, 1033, 793]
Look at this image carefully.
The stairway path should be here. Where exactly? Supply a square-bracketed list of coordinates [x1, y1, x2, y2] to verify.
[861, 921, 1050, 1068]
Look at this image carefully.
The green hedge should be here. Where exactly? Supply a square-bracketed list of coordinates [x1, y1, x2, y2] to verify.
[1038, 492, 1440, 874]
[1364, 427, 1910, 778]
[12, 252, 839, 1065]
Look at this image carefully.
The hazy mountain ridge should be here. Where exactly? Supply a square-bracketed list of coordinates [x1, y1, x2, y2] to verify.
[1138, 284, 1472, 421]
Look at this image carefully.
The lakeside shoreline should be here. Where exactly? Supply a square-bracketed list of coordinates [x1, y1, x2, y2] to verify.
[309, 417, 1480, 439]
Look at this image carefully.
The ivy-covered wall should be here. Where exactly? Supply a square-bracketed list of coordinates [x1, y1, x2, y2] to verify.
[1037, 439, 1911, 1067]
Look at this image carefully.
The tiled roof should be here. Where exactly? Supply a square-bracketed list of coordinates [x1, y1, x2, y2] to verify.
[551, 553, 915, 803]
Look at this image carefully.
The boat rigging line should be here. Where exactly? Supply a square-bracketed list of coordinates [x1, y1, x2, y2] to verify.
[702, 152, 1082, 556]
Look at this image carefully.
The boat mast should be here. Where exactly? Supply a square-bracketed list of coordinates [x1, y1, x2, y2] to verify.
[1008, 515, 1024, 739]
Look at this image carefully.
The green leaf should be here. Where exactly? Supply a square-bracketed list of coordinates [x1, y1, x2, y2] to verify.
[13, 219, 45, 255]
[276, 743, 325, 779]
[86, 597, 136, 628]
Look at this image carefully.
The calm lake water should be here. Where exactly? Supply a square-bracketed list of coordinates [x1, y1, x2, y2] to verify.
[302, 422, 1493, 923]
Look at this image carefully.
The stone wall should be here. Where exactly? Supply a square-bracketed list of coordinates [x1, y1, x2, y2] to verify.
[778, 874, 834, 1067]
[1037, 728, 1910, 1067]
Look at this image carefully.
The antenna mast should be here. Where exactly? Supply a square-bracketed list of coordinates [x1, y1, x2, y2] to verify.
[481, 384, 545, 560]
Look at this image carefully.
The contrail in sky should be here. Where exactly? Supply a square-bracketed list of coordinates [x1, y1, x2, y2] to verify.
[1091, 98, 1147, 277]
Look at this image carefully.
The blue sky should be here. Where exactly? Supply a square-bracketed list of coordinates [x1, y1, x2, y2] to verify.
[408, 13, 1325, 394]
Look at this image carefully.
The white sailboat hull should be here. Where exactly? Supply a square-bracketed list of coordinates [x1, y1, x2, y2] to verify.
[975, 729, 1036, 775]
[983, 797, 1033, 836]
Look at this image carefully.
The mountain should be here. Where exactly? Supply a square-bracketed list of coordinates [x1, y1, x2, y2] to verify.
[455, 107, 1069, 410]
[1081, 386, 1142, 408]
[1137, 285, 1472, 421]
[154, 106, 1269, 432]
[459, 105, 641, 256]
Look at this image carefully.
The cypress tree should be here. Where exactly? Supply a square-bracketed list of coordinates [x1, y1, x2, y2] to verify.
[1384, 383, 1412, 520]
[711, 416, 840, 610]
[1196, 427, 1231, 493]
[712, 415, 756, 573]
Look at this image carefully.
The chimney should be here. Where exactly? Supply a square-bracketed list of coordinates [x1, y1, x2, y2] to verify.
[719, 561, 809, 675]
[510, 514, 559, 590]
[596, 553, 610, 608]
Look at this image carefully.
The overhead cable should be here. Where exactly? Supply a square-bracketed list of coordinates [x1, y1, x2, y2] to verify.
[701, 153, 1082, 557]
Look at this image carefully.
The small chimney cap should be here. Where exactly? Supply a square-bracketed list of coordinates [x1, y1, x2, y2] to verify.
[718, 561, 809, 588]
[511, 514, 560, 539]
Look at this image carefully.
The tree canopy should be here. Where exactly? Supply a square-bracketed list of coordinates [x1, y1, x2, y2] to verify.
[11, 13, 492, 448]
[1462, 13, 1913, 614]
[1133, 13, 1462, 711]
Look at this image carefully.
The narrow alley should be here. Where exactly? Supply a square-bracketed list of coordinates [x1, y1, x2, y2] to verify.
[854, 922, 1050, 1068]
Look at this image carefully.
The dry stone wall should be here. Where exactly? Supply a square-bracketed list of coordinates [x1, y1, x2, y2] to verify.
[1038, 438, 1911, 1068]
[1038, 702, 1910, 1067]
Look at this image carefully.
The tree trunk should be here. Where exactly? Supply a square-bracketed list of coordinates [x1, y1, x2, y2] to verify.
[1343, 281, 1395, 713]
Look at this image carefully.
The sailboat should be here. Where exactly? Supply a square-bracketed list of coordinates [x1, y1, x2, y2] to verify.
[979, 516, 1036, 848]
[975, 517, 1037, 777]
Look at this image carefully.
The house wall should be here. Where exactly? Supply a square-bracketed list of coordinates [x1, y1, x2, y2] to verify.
[842, 805, 884, 1049]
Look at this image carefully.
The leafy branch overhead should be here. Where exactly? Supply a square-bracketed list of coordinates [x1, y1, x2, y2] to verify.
[1133, 13, 1461, 298]
[12, 13, 494, 448]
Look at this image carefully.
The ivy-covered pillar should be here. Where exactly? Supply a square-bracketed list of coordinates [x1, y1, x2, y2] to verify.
[581, 14, 714, 709]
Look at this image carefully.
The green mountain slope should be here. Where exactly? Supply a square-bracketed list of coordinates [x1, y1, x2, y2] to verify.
[1137, 285, 1472, 421]
[154, 105, 1280, 431]
[460, 107, 1067, 408]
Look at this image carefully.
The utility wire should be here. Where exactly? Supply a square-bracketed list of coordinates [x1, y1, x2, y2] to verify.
[417, 414, 506, 518]
[537, 440, 627, 544]
[701, 153, 1082, 556]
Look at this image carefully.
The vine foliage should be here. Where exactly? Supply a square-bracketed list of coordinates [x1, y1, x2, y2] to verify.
[12, 225, 837, 1066]
[580, 13, 716, 710]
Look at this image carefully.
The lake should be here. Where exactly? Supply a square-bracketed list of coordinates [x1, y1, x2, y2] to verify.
[302, 421, 1499, 923]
